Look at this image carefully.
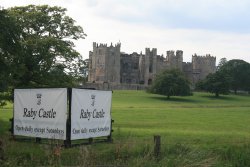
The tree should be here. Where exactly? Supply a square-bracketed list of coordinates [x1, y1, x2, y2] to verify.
[0, 8, 22, 105]
[217, 57, 227, 70]
[148, 69, 192, 99]
[196, 71, 230, 97]
[220, 59, 250, 94]
[78, 59, 89, 85]
[6, 5, 86, 88]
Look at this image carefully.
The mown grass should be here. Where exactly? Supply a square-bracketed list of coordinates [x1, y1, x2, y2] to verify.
[1, 91, 250, 166]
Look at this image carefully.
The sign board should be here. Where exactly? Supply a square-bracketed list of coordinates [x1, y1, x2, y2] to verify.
[71, 89, 112, 140]
[14, 88, 67, 140]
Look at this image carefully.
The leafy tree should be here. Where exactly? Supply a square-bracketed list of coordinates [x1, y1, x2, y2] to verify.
[217, 57, 227, 70]
[6, 5, 86, 88]
[78, 59, 89, 84]
[196, 71, 230, 97]
[220, 59, 250, 94]
[0, 8, 22, 105]
[148, 69, 192, 99]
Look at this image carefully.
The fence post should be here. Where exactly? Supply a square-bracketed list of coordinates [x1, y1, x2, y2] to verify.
[154, 135, 161, 159]
[88, 138, 93, 144]
[35, 137, 41, 143]
[64, 88, 72, 148]
[9, 118, 15, 140]
[9, 118, 13, 134]
[107, 119, 114, 142]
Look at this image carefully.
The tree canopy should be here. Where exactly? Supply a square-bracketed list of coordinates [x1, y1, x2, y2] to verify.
[196, 59, 250, 96]
[148, 69, 192, 99]
[196, 71, 230, 97]
[0, 5, 86, 105]
[4, 5, 86, 88]
[220, 59, 250, 94]
[0, 9, 21, 91]
[217, 57, 227, 70]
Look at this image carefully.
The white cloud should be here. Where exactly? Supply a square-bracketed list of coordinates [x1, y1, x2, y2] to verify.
[1, 0, 250, 64]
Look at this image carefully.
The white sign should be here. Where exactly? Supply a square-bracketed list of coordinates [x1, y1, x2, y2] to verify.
[71, 89, 112, 140]
[14, 88, 67, 140]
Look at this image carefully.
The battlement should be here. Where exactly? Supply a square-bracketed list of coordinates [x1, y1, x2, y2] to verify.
[145, 48, 157, 58]
[93, 42, 121, 49]
[166, 50, 183, 61]
[192, 53, 216, 60]
[167, 50, 175, 56]
[176, 50, 183, 57]
[145, 48, 157, 54]
[167, 50, 183, 57]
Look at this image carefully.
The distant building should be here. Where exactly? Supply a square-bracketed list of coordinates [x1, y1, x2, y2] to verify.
[88, 42, 216, 88]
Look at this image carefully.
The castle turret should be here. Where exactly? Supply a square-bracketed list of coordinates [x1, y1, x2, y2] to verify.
[144, 48, 150, 85]
[176, 50, 183, 71]
[166, 50, 183, 71]
[192, 53, 216, 82]
[88, 42, 121, 84]
[144, 48, 157, 85]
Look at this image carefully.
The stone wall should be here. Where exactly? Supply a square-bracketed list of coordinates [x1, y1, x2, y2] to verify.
[82, 82, 147, 91]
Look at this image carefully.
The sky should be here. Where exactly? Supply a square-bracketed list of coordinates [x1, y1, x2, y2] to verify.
[1, 0, 250, 64]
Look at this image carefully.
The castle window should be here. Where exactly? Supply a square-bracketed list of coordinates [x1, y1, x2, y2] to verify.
[134, 63, 138, 70]
[149, 66, 152, 73]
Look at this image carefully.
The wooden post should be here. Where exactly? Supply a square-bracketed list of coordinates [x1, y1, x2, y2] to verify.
[154, 135, 161, 159]
[64, 88, 72, 148]
[9, 118, 15, 140]
[35, 137, 41, 143]
[9, 118, 14, 134]
[107, 119, 114, 142]
[0, 138, 4, 160]
[88, 138, 93, 144]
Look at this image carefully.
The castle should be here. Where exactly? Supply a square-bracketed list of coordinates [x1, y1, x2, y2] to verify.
[88, 42, 216, 88]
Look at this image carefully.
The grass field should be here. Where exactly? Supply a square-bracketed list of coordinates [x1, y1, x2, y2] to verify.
[1, 91, 250, 166]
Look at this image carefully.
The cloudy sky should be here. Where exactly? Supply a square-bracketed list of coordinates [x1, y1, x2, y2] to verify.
[2, 0, 250, 63]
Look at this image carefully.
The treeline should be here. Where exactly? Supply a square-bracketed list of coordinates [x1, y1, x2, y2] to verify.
[0, 5, 87, 105]
[196, 59, 250, 97]
[148, 58, 250, 98]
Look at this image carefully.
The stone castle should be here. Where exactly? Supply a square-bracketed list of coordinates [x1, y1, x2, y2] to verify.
[88, 42, 216, 88]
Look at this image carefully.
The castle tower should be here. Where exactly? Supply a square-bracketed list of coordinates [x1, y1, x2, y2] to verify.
[88, 42, 121, 83]
[139, 52, 145, 84]
[144, 48, 157, 85]
[166, 50, 183, 71]
[176, 50, 183, 71]
[192, 54, 216, 83]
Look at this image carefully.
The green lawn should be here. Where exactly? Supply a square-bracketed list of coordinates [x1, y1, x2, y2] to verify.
[1, 91, 250, 166]
[112, 91, 250, 143]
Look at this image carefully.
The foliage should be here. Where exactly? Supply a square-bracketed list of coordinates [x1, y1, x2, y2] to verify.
[219, 59, 250, 94]
[217, 57, 227, 70]
[196, 71, 230, 97]
[1, 5, 86, 89]
[148, 69, 192, 98]
[0, 9, 22, 105]
[77, 59, 89, 85]
[197, 59, 250, 96]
